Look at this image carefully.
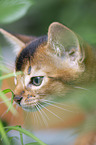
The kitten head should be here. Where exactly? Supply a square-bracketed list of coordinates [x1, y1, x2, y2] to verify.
[0, 22, 85, 112]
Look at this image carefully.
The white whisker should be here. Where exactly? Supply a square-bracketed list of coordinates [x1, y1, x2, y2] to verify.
[39, 103, 63, 120]
[0, 55, 14, 66]
[34, 110, 39, 125]
[24, 112, 29, 123]
[36, 103, 48, 126]
[0, 61, 14, 68]
[35, 104, 45, 126]
[15, 104, 18, 110]
[36, 109, 43, 126]
[41, 99, 72, 108]
[74, 86, 88, 91]
[41, 100, 74, 112]
[32, 112, 36, 125]
[1, 109, 8, 118]
[0, 98, 11, 104]
[38, 103, 49, 120]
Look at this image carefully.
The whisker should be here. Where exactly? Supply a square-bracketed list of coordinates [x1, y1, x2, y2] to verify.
[36, 109, 43, 126]
[39, 103, 63, 120]
[12, 101, 15, 106]
[38, 103, 49, 120]
[32, 112, 36, 125]
[1, 109, 8, 118]
[41, 99, 72, 108]
[41, 100, 74, 113]
[34, 110, 39, 125]
[0, 62, 14, 71]
[0, 55, 14, 66]
[74, 86, 88, 91]
[0, 98, 15, 118]
[36, 103, 48, 126]
[35, 104, 44, 126]
[74, 85, 96, 97]
[10, 102, 16, 124]
[0, 61, 14, 68]
[0, 98, 11, 104]
[24, 111, 29, 123]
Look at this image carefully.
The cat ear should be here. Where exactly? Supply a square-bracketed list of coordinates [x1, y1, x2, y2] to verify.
[47, 22, 83, 64]
[0, 28, 35, 55]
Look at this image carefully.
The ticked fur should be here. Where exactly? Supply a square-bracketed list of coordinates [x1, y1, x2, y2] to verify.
[0, 22, 95, 112]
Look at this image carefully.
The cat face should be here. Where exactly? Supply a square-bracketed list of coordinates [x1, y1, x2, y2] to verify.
[0, 22, 85, 112]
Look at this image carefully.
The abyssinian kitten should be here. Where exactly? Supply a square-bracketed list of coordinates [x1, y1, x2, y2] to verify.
[0, 22, 96, 145]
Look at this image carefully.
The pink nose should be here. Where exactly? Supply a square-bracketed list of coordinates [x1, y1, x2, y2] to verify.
[14, 95, 23, 105]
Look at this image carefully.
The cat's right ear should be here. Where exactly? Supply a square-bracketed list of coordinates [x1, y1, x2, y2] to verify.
[0, 28, 36, 55]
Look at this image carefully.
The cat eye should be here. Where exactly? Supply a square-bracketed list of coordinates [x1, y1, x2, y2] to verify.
[30, 76, 44, 86]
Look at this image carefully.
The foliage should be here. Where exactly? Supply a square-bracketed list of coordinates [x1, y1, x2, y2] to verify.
[0, 0, 33, 24]
[0, 121, 47, 145]
[0, 0, 96, 144]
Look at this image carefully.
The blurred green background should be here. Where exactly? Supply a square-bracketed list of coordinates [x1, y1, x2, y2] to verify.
[0, 1, 96, 144]
[0, 0, 96, 45]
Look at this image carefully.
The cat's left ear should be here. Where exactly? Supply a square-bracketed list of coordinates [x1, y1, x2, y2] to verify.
[0, 29, 36, 55]
[0, 28, 26, 55]
[47, 22, 84, 64]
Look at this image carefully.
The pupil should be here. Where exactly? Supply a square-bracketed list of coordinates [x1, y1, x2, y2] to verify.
[34, 77, 39, 84]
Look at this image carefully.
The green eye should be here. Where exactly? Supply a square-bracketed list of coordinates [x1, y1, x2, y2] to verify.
[30, 76, 44, 86]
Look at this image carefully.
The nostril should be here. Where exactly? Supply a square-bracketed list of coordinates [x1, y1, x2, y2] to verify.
[14, 95, 23, 105]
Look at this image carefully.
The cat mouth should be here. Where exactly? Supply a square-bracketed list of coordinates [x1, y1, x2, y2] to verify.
[14, 94, 49, 112]
[20, 97, 47, 112]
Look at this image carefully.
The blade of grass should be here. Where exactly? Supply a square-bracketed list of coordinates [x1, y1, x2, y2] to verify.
[0, 46, 2, 89]
[0, 71, 23, 80]
[0, 90, 17, 115]
[0, 120, 10, 145]
[4, 126, 47, 145]
[2, 89, 15, 113]
[25, 143, 40, 145]
[0, 64, 11, 73]
[19, 126, 23, 145]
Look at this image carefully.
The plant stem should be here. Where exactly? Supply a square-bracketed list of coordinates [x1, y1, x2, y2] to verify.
[4, 126, 47, 145]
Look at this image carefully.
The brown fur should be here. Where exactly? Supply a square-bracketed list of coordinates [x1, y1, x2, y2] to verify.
[1, 22, 96, 145]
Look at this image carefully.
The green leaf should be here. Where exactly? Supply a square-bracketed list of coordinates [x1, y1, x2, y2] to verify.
[0, 120, 10, 145]
[25, 142, 41, 145]
[0, 90, 17, 115]
[9, 136, 19, 141]
[2, 89, 15, 113]
[0, 71, 23, 80]
[5, 126, 47, 145]
[0, 0, 33, 24]
[19, 126, 24, 145]
[0, 64, 11, 73]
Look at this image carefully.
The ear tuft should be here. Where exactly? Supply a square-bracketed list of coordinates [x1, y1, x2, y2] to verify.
[0, 28, 25, 55]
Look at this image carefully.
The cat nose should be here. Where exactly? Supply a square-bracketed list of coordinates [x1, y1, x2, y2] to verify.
[14, 95, 23, 105]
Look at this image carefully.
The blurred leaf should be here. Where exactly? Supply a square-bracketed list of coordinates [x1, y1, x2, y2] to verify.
[19, 126, 23, 145]
[0, 120, 10, 145]
[0, 90, 17, 115]
[0, 0, 33, 24]
[0, 71, 23, 80]
[5, 126, 47, 145]
[2, 89, 15, 113]
[9, 136, 19, 141]
[25, 142, 41, 145]
[0, 64, 11, 73]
